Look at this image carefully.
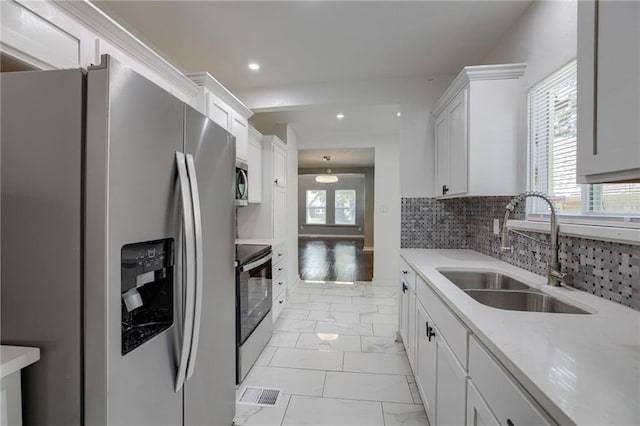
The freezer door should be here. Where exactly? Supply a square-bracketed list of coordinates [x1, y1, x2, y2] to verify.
[85, 56, 184, 425]
[1, 69, 84, 426]
[183, 106, 237, 426]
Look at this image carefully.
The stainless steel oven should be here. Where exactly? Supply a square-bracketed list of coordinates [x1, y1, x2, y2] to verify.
[235, 244, 272, 382]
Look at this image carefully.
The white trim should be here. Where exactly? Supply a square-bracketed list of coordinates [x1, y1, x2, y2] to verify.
[507, 219, 640, 246]
[298, 234, 364, 239]
[432, 63, 526, 116]
[54, 0, 200, 99]
[188, 72, 253, 119]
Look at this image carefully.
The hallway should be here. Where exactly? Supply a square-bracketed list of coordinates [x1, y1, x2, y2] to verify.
[234, 280, 428, 426]
[298, 238, 373, 282]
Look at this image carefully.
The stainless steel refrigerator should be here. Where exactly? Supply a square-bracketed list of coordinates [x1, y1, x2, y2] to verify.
[1, 55, 236, 425]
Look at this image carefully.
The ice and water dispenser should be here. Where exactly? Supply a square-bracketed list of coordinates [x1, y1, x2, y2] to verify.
[121, 239, 174, 355]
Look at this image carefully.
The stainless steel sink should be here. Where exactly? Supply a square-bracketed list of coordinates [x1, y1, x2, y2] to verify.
[464, 290, 590, 314]
[439, 271, 531, 291]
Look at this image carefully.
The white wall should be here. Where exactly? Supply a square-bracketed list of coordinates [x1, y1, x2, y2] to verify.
[285, 126, 300, 292]
[480, 0, 578, 191]
[298, 133, 400, 286]
[239, 76, 451, 198]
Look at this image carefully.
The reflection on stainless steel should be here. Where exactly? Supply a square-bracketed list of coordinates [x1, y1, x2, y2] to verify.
[440, 271, 531, 290]
[464, 290, 590, 314]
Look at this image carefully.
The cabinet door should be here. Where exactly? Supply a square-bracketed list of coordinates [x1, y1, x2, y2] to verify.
[467, 381, 499, 426]
[273, 143, 287, 188]
[435, 330, 467, 426]
[577, 0, 640, 182]
[273, 187, 287, 238]
[448, 89, 468, 195]
[416, 303, 436, 424]
[399, 281, 409, 344]
[434, 110, 449, 196]
[247, 139, 262, 203]
[407, 290, 417, 370]
[207, 93, 231, 130]
[231, 113, 248, 161]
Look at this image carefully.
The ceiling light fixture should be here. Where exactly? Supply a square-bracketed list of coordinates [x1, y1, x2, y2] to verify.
[397, 112, 401, 117]
[336, 113, 344, 119]
[248, 62, 260, 71]
[315, 175, 339, 183]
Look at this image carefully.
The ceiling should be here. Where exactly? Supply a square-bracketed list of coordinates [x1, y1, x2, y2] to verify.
[251, 103, 401, 140]
[299, 148, 375, 168]
[92, 1, 532, 93]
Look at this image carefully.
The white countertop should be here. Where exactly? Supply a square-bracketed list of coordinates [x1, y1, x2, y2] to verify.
[1, 345, 40, 379]
[399, 249, 640, 426]
[236, 238, 285, 246]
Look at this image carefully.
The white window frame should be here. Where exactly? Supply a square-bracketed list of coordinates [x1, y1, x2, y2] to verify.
[305, 189, 327, 225]
[526, 60, 640, 229]
[334, 189, 357, 225]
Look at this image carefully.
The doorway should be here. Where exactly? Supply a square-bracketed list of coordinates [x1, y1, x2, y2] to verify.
[297, 148, 374, 282]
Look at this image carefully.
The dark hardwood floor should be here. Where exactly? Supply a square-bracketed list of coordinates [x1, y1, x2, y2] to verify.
[298, 237, 373, 282]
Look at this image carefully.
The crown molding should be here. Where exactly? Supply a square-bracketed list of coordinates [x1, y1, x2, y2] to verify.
[54, 0, 200, 99]
[188, 72, 253, 119]
[432, 63, 526, 116]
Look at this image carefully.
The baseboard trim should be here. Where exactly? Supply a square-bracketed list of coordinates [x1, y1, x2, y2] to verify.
[298, 234, 365, 239]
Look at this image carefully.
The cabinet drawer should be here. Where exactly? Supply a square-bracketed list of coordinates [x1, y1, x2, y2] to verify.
[416, 275, 468, 369]
[272, 289, 286, 321]
[469, 337, 552, 426]
[399, 257, 416, 292]
[272, 277, 287, 299]
[273, 242, 286, 266]
[273, 262, 286, 280]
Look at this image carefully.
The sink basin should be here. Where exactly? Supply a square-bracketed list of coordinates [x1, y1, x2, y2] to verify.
[464, 290, 590, 314]
[439, 271, 531, 291]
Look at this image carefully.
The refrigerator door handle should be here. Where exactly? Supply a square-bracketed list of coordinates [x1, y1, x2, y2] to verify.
[185, 153, 203, 380]
[175, 151, 196, 392]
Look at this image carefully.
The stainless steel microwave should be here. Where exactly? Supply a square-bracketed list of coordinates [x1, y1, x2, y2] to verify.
[235, 160, 248, 207]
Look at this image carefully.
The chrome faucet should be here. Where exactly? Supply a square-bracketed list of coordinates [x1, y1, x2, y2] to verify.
[500, 191, 573, 287]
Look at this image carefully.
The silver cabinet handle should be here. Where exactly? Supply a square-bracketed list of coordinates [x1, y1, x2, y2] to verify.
[241, 252, 273, 272]
[175, 152, 196, 392]
[185, 153, 203, 381]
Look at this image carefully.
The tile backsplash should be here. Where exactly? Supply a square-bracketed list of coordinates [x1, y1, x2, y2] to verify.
[401, 197, 640, 311]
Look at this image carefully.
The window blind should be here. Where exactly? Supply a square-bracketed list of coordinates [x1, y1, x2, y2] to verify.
[528, 60, 640, 224]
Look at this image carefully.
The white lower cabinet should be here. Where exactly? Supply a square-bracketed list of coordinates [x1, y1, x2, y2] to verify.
[435, 334, 468, 426]
[416, 303, 437, 422]
[468, 337, 551, 426]
[467, 381, 500, 426]
[271, 241, 287, 322]
[416, 299, 467, 426]
[400, 255, 555, 426]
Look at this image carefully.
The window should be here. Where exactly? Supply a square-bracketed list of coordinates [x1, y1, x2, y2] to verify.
[335, 190, 356, 225]
[528, 61, 640, 225]
[305, 190, 326, 224]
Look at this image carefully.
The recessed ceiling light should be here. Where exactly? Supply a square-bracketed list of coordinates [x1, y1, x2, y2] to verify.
[336, 113, 344, 119]
[397, 112, 401, 117]
[248, 62, 260, 71]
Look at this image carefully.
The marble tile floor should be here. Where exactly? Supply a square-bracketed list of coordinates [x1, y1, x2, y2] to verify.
[234, 280, 429, 426]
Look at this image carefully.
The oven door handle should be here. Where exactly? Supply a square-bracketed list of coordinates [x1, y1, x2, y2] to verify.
[241, 252, 273, 272]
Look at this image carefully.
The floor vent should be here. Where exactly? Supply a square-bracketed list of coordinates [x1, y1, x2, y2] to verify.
[237, 386, 282, 407]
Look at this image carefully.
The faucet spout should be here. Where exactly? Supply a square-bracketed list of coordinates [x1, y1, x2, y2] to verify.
[499, 191, 569, 286]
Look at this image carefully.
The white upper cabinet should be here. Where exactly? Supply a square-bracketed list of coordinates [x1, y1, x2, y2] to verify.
[188, 72, 253, 162]
[432, 63, 526, 198]
[272, 142, 287, 188]
[577, 0, 640, 183]
[1, 1, 201, 107]
[247, 126, 263, 204]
